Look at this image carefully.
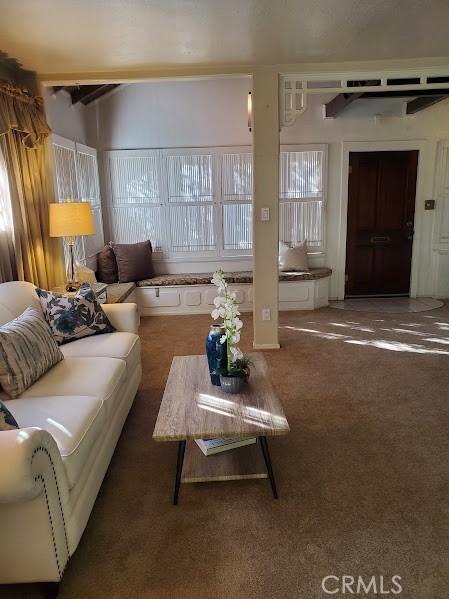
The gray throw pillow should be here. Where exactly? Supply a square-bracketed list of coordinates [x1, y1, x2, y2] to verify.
[0, 401, 19, 430]
[36, 283, 115, 345]
[0, 305, 64, 399]
[112, 240, 154, 283]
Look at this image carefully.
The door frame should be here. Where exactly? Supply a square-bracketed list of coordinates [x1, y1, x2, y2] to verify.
[336, 140, 428, 300]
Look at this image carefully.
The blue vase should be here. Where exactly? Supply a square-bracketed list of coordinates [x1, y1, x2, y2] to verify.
[206, 324, 227, 386]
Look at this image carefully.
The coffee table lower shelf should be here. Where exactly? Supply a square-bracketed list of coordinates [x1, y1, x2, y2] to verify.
[181, 440, 268, 483]
[173, 436, 279, 504]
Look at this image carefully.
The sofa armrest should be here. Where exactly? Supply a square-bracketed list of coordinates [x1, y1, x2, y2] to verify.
[102, 302, 140, 334]
[0, 427, 71, 583]
[0, 427, 69, 504]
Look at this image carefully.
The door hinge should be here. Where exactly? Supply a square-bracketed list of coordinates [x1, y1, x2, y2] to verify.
[345, 274, 349, 282]
[348, 165, 353, 175]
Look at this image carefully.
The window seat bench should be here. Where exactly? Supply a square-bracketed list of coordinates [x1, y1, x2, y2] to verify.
[133, 268, 332, 315]
[105, 282, 137, 304]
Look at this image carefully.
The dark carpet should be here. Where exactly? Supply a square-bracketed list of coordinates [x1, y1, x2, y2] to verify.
[3, 305, 449, 599]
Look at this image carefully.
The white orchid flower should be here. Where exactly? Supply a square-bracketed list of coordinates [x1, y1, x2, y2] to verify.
[230, 346, 243, 362]
[235, 318, 243, 330]
[210, 269, 246, 373]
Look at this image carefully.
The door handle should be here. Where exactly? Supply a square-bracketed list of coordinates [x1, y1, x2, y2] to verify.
[370, 236, 391, 244]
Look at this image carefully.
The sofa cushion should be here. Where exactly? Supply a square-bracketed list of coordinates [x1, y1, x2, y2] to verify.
[0, 305, 64, 398]
[61, 333, 141, 373]
[19, 357, 126, 418]
[0, 400, 18, 430]
[5, 395, 106, 488]
[36, 284, 115, 345]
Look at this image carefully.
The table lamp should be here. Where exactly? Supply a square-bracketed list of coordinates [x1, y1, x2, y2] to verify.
[49, 200, 95, 292]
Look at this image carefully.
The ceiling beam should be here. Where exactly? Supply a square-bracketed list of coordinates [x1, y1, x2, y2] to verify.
[324, 92, 363, 117]
[70, 84, 119, 105]
[325, 79, 384, 117]
[361, 88, 449, 99]
[406, 95, 447, 114]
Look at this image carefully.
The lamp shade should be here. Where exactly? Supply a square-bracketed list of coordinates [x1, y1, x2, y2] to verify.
[49, 201, 95, 238]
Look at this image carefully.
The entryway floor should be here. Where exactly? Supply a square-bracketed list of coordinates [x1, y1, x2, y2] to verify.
[330, 297, 444, 313]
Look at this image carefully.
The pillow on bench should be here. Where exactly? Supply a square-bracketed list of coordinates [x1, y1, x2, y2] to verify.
[112, 240, 154, 283]
[97, 243, 118, 284]
[279, 241, 309, 272]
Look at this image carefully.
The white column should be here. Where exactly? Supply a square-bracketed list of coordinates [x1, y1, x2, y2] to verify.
[252, 68, 280, 349]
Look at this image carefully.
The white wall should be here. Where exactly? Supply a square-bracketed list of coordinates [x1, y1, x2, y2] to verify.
[87, 77, 253, 270]
[44, 88, 92, 146]
[281, 94, 449, 298]
[88, 77, 252, 150]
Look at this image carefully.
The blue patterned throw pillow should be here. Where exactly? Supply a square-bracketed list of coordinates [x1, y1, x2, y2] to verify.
[36, 284, 115, 345]
[0, 401, 18, 431]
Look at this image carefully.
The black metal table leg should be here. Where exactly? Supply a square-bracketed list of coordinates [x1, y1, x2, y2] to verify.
[173, 440, 186, 505]
[259, 436, 279, 499]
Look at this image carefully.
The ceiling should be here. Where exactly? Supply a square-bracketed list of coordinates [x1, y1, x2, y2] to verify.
[0, 0, 448, 76]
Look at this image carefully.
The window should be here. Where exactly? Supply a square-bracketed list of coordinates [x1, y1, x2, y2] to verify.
[51, 135, 105, 271]
[0, 147, 12, 234]
[107, 150, 164, 250]
[0, 146, 15, 282]
[75, 143, 104, 260]
[104, 143, 327, 261]
[279, 145, 327, 250]
[221, 152, 253, 251]
[164, 151, 215, 252]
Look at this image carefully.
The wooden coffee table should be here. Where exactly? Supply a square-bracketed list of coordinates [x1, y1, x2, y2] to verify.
[153, 353, 290, 504]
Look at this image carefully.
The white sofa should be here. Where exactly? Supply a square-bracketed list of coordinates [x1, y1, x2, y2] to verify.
[0, 281, 141, 588]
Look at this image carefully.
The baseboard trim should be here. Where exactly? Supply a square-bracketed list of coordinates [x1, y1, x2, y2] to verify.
[252, 343, 281, 350]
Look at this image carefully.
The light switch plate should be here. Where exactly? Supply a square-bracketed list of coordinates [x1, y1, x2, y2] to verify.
[262, 308, 271, 321]
[261, 207, 270, 221]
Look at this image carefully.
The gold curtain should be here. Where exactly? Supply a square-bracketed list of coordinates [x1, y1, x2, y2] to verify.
[0, 82, 64, 288]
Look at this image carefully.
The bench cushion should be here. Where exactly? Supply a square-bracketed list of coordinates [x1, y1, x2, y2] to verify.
[137, 268, 332, 287]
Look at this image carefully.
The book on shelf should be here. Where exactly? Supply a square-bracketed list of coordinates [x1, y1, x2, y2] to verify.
[195, 436, 257, 456]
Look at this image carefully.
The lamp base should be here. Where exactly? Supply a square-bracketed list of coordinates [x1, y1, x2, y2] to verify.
[65, 281, 80, 293]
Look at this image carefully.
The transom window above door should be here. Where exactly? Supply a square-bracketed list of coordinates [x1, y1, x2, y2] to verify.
[104, 144, 327, 261]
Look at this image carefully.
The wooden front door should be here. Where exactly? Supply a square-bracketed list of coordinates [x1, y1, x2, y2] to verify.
[345, 150, 418, 296]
